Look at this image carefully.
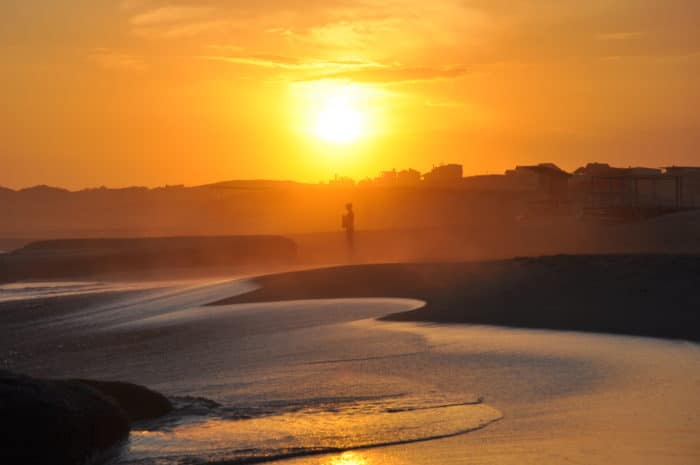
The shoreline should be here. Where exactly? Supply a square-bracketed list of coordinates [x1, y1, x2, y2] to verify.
[2, 260, 698, 465]
[209, 254, 700, 343]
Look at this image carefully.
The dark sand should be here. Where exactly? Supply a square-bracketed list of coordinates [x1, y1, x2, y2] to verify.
[210, 254, 700, 342]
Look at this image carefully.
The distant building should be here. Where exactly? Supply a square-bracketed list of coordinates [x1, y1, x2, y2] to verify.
[571, 163, 700, 211]
[461, 174, 514, 191]
[357, 177, 374, 187]
[328, 175, 355, 187]
[505, 163, 572, 204]
[663, 166, 700, 176]
[397, 169, 421, 186]
[423, 164, 463, 186]
[573, 163, 661, 177]
[663, 166, 700, 208]
[366, 168, 422, 187]
[376, 170, 398, 186]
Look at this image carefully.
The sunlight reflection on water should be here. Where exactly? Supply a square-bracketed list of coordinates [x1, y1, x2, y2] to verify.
[127, 395, 501, 464]
[328, 452, 368, 465]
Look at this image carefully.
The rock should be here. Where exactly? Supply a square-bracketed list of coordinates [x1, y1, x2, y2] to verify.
[0, 370, 130, 465]
[72, 378, 173, 422]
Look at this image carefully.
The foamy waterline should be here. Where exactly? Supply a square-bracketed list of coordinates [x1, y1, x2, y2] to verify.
[124, 392, 501, 465]
[0, 281, 125, 302]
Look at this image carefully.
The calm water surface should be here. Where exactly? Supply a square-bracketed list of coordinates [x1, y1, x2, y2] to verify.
[2, 279, 698, 465]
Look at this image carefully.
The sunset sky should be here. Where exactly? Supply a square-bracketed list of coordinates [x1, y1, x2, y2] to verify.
[2, 1, 699, 189]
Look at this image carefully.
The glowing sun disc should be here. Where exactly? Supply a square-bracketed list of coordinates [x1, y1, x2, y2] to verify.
[315, 105, 364, 144]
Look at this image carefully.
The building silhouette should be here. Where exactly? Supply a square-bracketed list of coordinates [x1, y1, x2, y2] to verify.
[423, 164, 463, 186]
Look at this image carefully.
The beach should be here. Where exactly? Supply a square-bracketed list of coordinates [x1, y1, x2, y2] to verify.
[6, 0, 700, 462]
[212, 254, 700, 342]
[1, 254, 699, 464]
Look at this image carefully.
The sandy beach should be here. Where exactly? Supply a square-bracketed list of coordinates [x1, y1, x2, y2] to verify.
[211, 254, 700, 342]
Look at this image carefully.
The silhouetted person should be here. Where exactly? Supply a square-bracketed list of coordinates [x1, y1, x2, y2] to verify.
[342, 203, 355, 251]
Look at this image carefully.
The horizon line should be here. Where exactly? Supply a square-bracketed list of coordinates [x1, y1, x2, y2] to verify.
[3, 161, 698, 192]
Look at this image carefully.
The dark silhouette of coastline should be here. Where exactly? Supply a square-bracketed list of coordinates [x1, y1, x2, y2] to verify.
[209, 254, 700, 343]
[0, 236, 296, 283]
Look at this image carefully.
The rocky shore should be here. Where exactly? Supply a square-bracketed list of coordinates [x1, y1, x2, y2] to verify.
[0, 371, 172, 465]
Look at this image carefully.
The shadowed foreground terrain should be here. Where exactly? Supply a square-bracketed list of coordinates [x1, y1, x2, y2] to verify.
[0, 371, 172, 465]
[211, 254, 700, 342]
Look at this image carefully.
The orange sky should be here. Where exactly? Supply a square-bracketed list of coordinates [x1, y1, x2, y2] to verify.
[1, 1, 699, 189]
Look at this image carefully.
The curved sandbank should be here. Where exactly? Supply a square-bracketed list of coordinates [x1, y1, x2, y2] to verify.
[209, 254, 700, 342]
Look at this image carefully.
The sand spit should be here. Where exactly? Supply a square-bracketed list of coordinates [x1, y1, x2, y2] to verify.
[210, 254, 700, 342]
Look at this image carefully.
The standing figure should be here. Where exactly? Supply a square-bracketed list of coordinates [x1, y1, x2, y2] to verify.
[341, 203, 355, 251]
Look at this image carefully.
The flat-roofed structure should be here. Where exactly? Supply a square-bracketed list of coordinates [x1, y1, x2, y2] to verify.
[571, 163, 700, 219]
[423, 164, 463, 186]
[505, 163, 572, 204]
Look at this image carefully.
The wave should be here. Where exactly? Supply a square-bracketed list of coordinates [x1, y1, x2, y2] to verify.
[304, 350, 429, 365]
[124, 417, 501, 465]
[0, 281, 152, 303]
[123, 392, 501, 465]
[149, 393, 412, 427]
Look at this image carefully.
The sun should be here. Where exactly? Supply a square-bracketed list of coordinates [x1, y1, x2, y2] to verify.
[297, 81, 369, 145]
[314, 105, 364, 144]
[290, 80, 381, 148]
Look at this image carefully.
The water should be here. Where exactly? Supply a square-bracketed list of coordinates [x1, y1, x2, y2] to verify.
[104, 297, 506, 464]
[2, 279, 699, 465]
[127, 395, 500, 464]
[0, 280, 164, 303]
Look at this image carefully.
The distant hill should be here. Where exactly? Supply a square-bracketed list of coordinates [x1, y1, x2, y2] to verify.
[196, 180, 304, 190]
[17, 185, 70, 194]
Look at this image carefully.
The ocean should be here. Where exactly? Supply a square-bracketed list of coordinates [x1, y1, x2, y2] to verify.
[2, 279, 698, 465]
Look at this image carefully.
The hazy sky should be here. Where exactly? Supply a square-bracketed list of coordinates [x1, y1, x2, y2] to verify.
[2, 0, 699, 189]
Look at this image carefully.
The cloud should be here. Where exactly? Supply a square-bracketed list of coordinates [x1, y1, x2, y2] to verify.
[596, 32, 642, 41]
[301, 66, 470, 85]
[201, 53, 384, 71]
[201, 52, 466, 85]
[153, 20, 231, 38]
[202, 53, 314, 69]
[125, 4, 231, 38]
[88, 49, 146, 71]
[129, 6, 215, 26]
[203, 49, 469, 85]
[119, 0, 148, 10]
